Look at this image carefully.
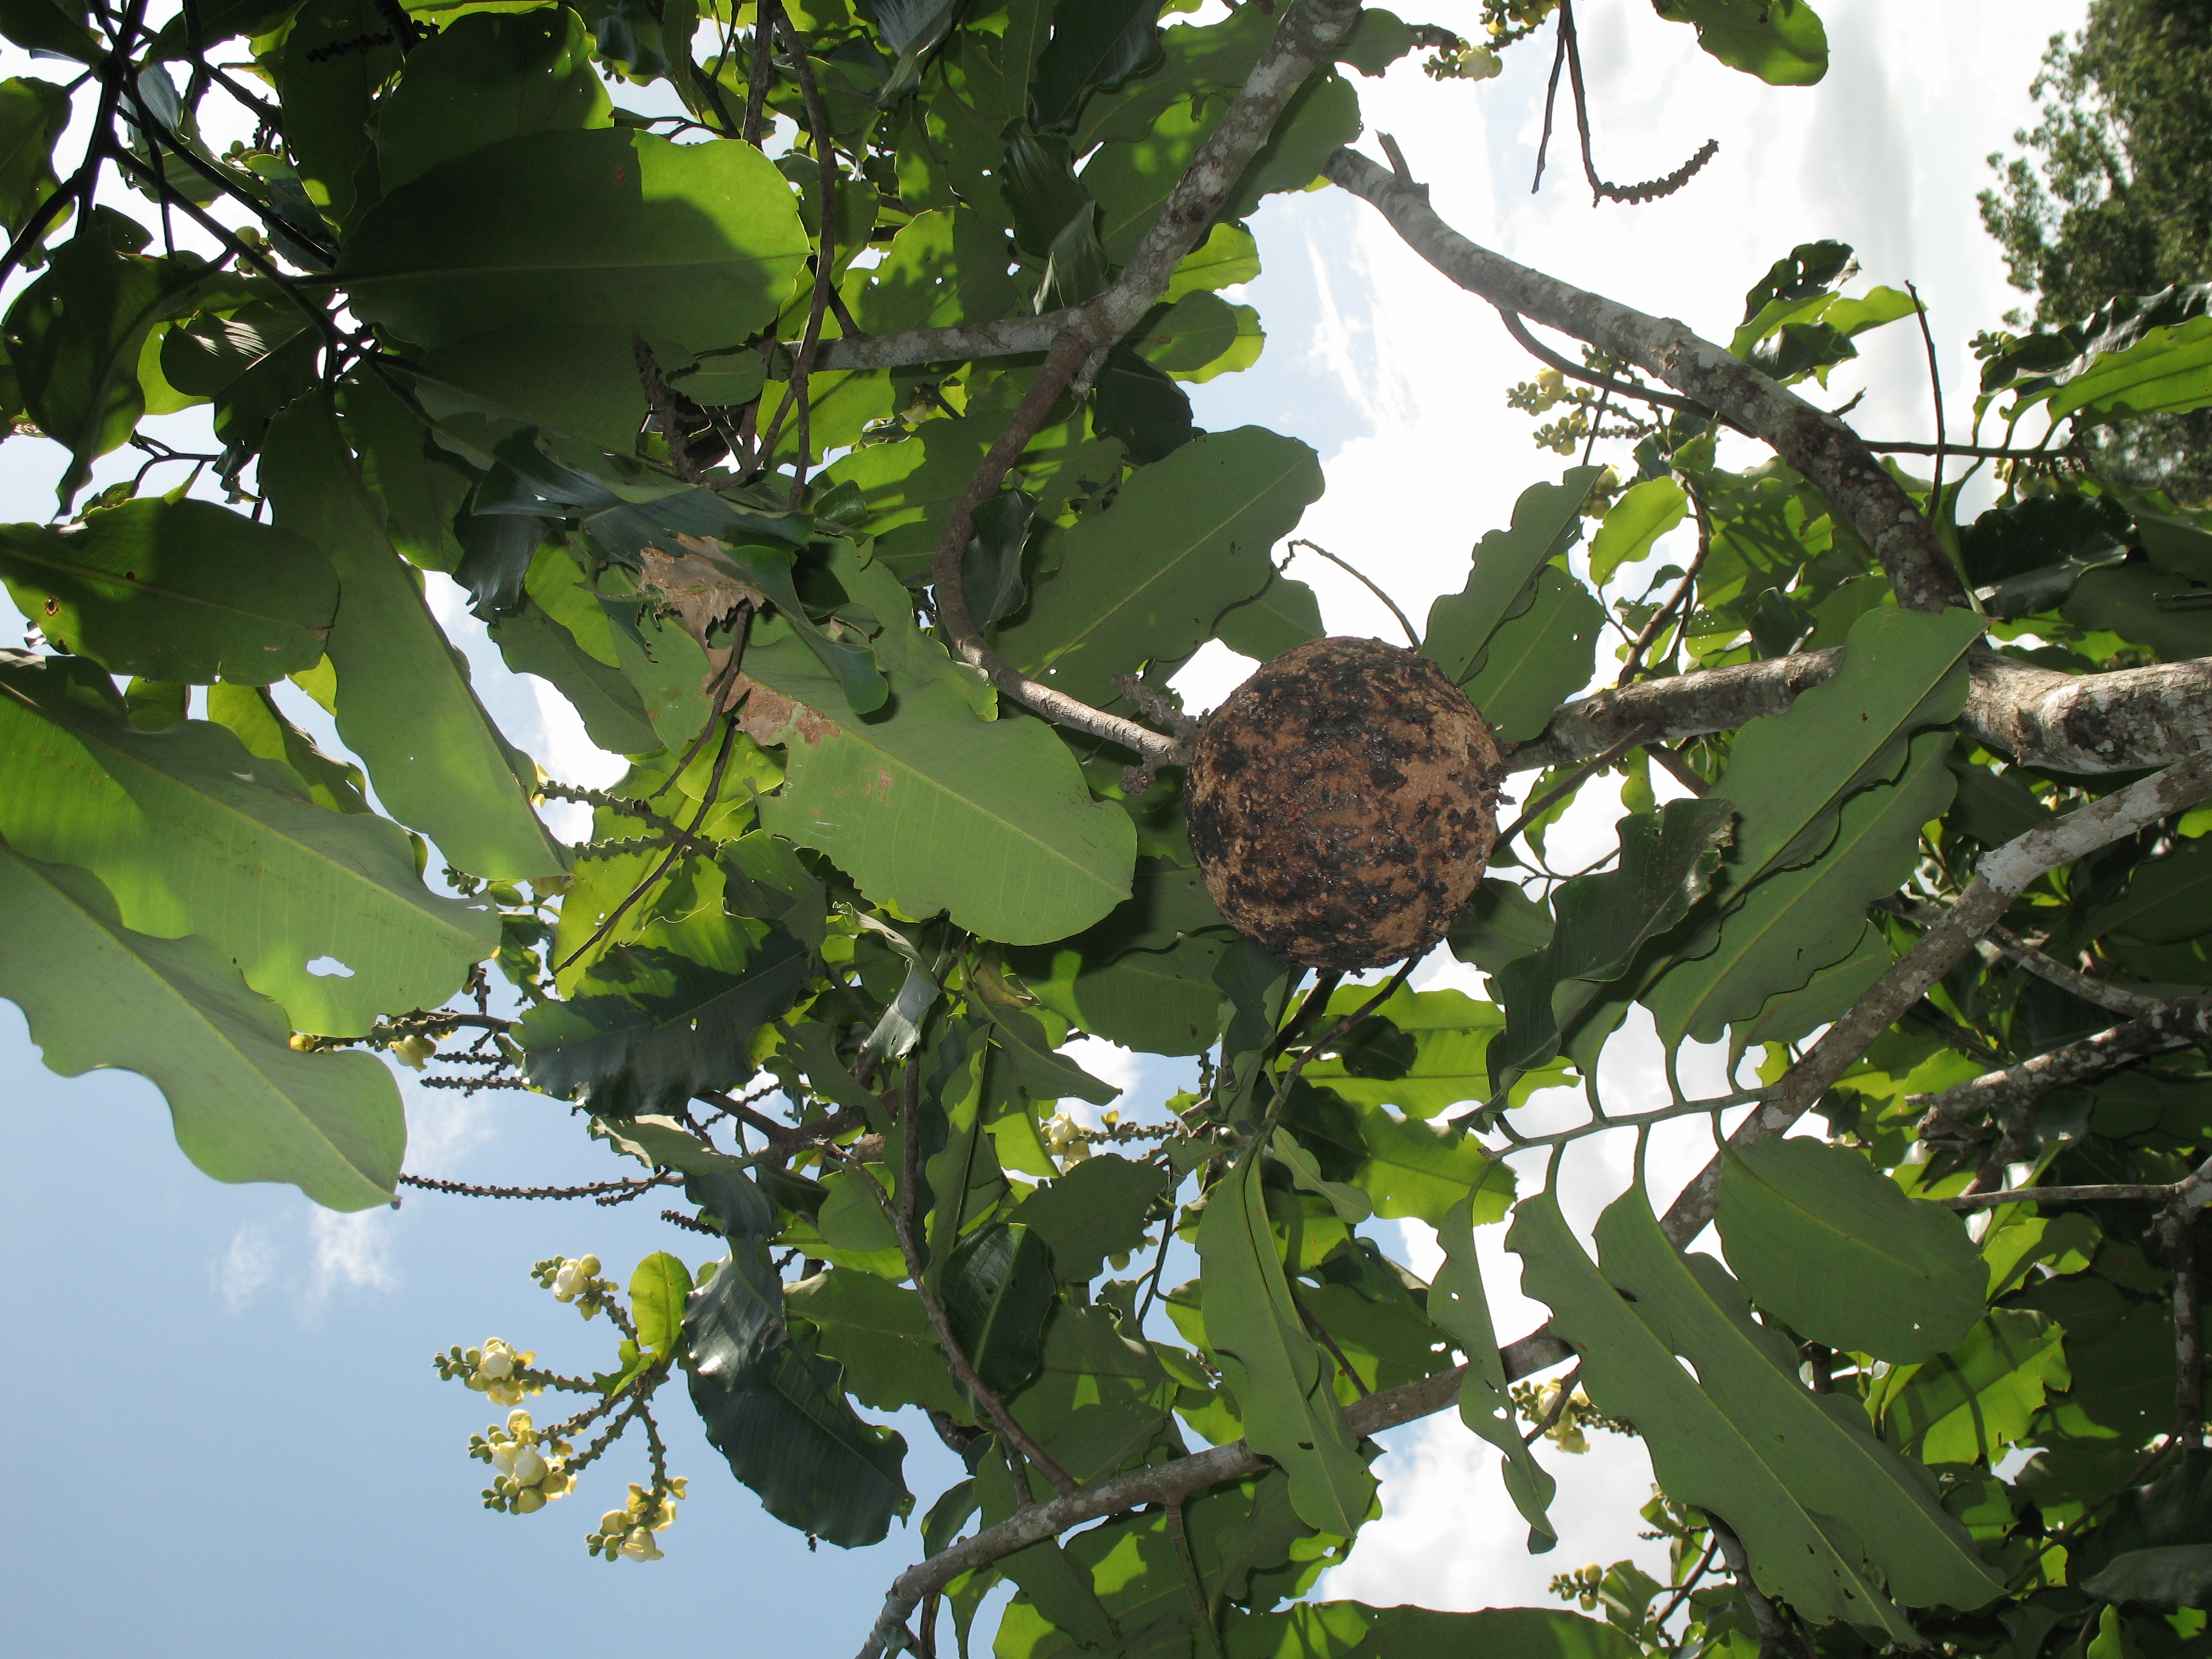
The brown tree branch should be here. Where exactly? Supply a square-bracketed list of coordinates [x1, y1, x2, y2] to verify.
[1914, 999, 2212, 1142]
[1507, 645, 2212, 779]
[1321, 145, 1969, 615]
[1658, 752, 2212, 1245]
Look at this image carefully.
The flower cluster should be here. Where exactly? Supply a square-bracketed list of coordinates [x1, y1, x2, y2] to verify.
[471, 1410, 574, 1514]
[587, 1480, 687, 1563]
[532, 1254, 615, 1321]
[1044, 1113, 1093, 1168]
[433, 1339, 546, 1409]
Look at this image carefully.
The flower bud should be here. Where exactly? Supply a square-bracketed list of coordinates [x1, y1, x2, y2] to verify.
[514, 1487, 545, 1514]
[512, 1447, 548, 1486]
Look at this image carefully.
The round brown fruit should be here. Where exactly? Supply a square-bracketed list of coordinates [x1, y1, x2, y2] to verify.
[1185, 635, 1501, 970]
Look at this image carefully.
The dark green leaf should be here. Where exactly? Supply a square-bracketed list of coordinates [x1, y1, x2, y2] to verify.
[2082, 1548, 2212, 1612]
[1030, 0, 1163, 133]
[787, 1267, 970, 1418]
[1718, 1138, 1985, 1362]
[518, 937, 811, 1118]
[1421, 467, 1601, 683]
[1461, 566, 1605, 741]
[340, 128, 811, 355]
[1866, 1309, 2070, 1464]
[1222, 1601, 1645, 1659]
[985, 1003, 1121, 1108]
[1090, 343, 1195, 464]
[1011, 1153, 1173, 1282]
[277, 0, 402, 232]
[942, 1222, 1057, 1395]
[685, 1259, 912, 1548]
[0, 76, 70, 242]
[0, 0, 98, 61]
[1430, 1195, 1557, 1549]
[964, 490, 1034, 628]
[374, 7, 613, 193]
[0, 498, 337, 684]
[1510, 1187, 2003, 1638]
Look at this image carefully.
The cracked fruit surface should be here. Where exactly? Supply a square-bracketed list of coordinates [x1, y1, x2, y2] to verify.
[1186, 636, 1502, 970]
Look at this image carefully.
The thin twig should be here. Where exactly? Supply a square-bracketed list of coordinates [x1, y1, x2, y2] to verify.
[400, 1172, 682, 1202]
[1286, 538, 1416, 647]
[1496, 309, 1724, 425]
[1616, 486, 1713, 686]
[1560, 1, 1718, 207]
[773, 0, 837, 506]
[1906, 281, 1946, 526]
[1495, 726, 1657, 851]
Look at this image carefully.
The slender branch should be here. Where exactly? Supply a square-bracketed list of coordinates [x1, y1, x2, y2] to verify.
[400, 1172, 682, 1201]
[1497, 309, 1725, 426]
[1660, 752, 2212, 1246]
[1914, 998, 2211, 1141]
[2167, 1204, 2203, 1446]
[1494, 726, 1657, 851]
[1936, 1149, 2212, 1212]
[1287, 539, 1417, 648]
[1558, 1, 1719, 207]
[1322, 145, 1969, 615]
[1711, 1518, 1802, 1659]
[1906, 281, 1945, 523]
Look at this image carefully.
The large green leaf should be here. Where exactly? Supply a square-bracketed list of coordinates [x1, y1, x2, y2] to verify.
[0, 76, 69, 243]
[262, 392, 569, 882]
[1717, 1138, 1985, 1362]
[1422, 468, 1601, 683]
[1510, 1187, 2004, 1636]
[2047, 315, 2212, 422]
[743, 598, 1134, 946]
[1430, 1195, 1557, 1549]
[1224, 1602, 1645, 1659]
[1196, 1158, 1376, 1535]
[1461, 567, 1607, 742]
[685, 1252, 912, 1548]
[997, 427, 1324, 708]
[786, 1267, 970, 1419]
[0, 653, 496, 1036]
[0, 499, 337, 685]
[516, 937, 811, 1117]
[374, 7, 612, 192]
[2, 215, 225, 505]
[340, 128, 811, 355]
[1010, 1153, 1173, 1283]
[278, 0, 401, 230]
[1003, 1302, 1179, 1483]
[1284, 1085, 1517, 1226]
[1867, 1309, 2070, 1465]
[942, 1221, 1056, 1396]
[0, 844, 404, 1210]
[1490, 799, 1735, 1087]
[1645, 729, 1955, 1045]
[1652, 0, 1829, 86]
[1686, 603, 1980, 903]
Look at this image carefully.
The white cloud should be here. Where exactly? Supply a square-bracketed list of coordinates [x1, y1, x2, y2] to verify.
[215, 1224, 278, 1312]
[400, 1068, 500, 1174]
[308, 1207, 397, 1303]
[1059, 1036, 1147, 1129]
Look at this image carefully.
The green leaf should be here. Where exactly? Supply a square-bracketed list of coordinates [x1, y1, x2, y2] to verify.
[516, 937, 812, 1117]
[1510, 1186, 2004, 1637]
[1004, 1302, 1178, 1483]
[1223, 1603, 1646, 1659]
[2048, 314, 2212, 422]
[1490, 799, 1735, 1087]
[1284, 1085, 1517, 1226]
[1589, 476, 1689, 586]
[1867, 1309, 2070, 1465]
[1030, 0, 1162, 133]
[1685, 603, 1981, 903]
[1165, 221, 1261, 301]
[2, 215, 225, 506]
[0, 0, 99, 64]
[1651, 0, 1829, 86]
[2083, 1547, 2212, 1612]
[1448, 877, 1554, 974]
[261, 392, 569, 880]
[1461, 567, 1605, 742]
[278, 0, 401, 230]
[1215, 568, 1324, 662]
[984, 1002, 1121, 1108]
[374, 7, 613, 193]
[0, 76, 70, 243]
[205, 683, 372, 815]
[160, 302, 319, 460]
[1196, 1158, 1376, 1535]
[629, 1251, 696, 1358]
[1421, 467, 1601, 683]
[1726, 919, 1891, 1057]
[340, 128, 811, 355]
[1301, 985, 1506, 1119]
[1717, 1138, 1985, 1362]
[1015, 931, 1232, 1056]
[684, 1257, 912, 1548]
[0, 654, 497, 1036]
[942, 1222, 1056, 1396]
[1090, 343, 1195, 464]
[1430, 1195, 1558, 1549]
[0, 499, 337, 685]
[1645, 729, 1955, 1045]
[416, 327, 649, 454]
[0, 844, 404, 1210]
[743, 612, 1135, 948]
[998, 427, 1325, 708]
[1134, 290, 1266, 384]
[786, 1267, 970, 1418]
[2066, 562, 2212, 662]
[1010, 1153, 1172, 1282]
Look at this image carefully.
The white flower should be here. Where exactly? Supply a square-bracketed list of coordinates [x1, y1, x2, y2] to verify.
[621, 1526, 664, 1561]
[511, 1447, 549, 1486]
[490, 1444, 518, 1475]
[477, 1342, 515, 1381]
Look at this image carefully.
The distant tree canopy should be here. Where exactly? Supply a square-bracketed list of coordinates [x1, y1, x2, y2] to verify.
[1981, 0, 2212, 501]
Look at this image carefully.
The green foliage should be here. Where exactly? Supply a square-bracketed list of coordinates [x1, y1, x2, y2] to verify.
[5, 5, 2210, 1655]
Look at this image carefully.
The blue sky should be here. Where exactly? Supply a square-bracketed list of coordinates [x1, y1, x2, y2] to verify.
[2, 2, 2083, 1651]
